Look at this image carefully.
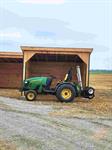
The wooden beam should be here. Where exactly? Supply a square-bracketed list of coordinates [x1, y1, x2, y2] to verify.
[22, 50, 90, 56]
[24, 51, 36, 63]
[23, 51, 35, 80]
[23, 59, 26, 81]
[0, 52, 22, 59]
[21, 46, 93, 53]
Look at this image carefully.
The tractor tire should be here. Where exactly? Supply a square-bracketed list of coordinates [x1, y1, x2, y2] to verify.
[25, 90, 37, 101]
[56, 84, 76, 102]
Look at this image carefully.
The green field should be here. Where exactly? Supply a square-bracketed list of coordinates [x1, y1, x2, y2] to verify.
[90, 70, 112, 74]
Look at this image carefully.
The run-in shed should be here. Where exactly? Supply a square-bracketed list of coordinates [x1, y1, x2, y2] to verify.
[21, 46, 93, 87]
[0, 52, 23, 88]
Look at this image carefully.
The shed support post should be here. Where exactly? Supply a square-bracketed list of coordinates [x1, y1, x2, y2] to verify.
[86, 63, 89, 86]
[23, 59, 26, 81]
[22, 51, 36, 81]
[77, 53, 90, 87]
[87, 54, 90, 86]
[22, 59, 26, 96]
[85, 54, 90, 87]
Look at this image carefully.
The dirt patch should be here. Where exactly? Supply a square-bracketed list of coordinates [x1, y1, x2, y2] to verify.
[92, 128, 108, 140]
[0, 139, 16, 150]
[90, 74, 112, 90]
[0, 89, 20, 99]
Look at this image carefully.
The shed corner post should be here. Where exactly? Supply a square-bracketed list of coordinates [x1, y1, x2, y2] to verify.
[23, 51, 27, 82]
[22, 50, 36, 81]
[85, 53, 91, 87]
[77, 53, 90, 87]
[87, 53, 90, 86]
[23, 59, 26, 82]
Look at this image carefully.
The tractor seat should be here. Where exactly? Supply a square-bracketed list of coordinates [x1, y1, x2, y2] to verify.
[45, 77, 53, 90]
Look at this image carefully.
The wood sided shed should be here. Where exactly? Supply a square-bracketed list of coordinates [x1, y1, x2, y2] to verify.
[0, 52, 23, 88]
[0, 47, 93, 89]
[21, 46, 93, 88]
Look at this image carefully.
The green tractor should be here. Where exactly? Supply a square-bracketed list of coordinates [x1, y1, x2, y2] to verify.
[21, 66, 95, 102]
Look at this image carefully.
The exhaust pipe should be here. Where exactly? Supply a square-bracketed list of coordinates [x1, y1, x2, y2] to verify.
[76, 66, 83, 90]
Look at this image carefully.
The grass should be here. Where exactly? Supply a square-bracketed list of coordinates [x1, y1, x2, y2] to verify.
[90, 70, 112, 74]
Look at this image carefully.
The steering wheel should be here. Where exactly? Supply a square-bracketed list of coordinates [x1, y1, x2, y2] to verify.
[64, 68, 72, 82]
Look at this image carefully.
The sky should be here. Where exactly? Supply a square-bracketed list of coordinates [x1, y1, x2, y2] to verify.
[0, 0, 112, 70]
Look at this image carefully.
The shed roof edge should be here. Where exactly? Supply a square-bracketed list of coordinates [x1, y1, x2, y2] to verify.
[21, 46, 93, 53]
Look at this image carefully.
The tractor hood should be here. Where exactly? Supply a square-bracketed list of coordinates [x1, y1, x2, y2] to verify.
[25, 77, 48, 82]
[22, 77, 48, 91]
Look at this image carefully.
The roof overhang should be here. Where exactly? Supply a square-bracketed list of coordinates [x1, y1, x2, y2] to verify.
[0, 52, 23, 63]
[21, 46, 93, 54]
[0, 52, 23, 59]
[21, 46, 93, 64]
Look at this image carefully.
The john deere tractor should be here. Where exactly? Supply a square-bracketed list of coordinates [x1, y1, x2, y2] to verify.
[21, 66, 95, 102]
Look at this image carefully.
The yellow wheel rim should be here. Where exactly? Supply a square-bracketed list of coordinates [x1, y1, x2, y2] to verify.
[27, 93, 35, 100]
[61, 88, 72, 99]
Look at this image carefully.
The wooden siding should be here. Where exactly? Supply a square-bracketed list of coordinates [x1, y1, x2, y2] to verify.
[0, 62, 22, 88]
[27, 61, 86, 87]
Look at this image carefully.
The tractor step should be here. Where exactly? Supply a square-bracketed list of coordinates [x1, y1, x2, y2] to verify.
[43, 88, 55, 94]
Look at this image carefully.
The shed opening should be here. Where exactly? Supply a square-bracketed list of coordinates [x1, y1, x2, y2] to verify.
[25, 53, 86, 87]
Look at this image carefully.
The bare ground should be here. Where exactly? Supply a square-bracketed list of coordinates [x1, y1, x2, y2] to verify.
[0, 74, 112, 150]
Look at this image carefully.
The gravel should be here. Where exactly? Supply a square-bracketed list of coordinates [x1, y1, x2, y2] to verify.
[0, 96, 112, 150]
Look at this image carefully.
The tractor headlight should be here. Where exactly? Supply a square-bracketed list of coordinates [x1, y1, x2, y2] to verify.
[88, 88, 94, 95]
[24, 80, 29, 86]
[24, 81, 28, 84]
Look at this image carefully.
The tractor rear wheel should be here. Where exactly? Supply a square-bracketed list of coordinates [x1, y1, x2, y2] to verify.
[56, 84, 76, 102]
[25, 90, 37, 101]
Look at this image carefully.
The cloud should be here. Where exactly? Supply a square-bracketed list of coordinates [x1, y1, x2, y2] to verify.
[35, 31, 56, 37]
[0, 8, 112, 69]
[0, 8, 97, 52]
[0, 31, 21, 38]
[0, 8, 96, 42]
[17, 0, 65, 4]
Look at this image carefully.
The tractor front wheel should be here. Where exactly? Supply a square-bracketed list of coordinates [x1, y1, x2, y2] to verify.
[25, 90, 37, 101]
[56, 84, 76, 102]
